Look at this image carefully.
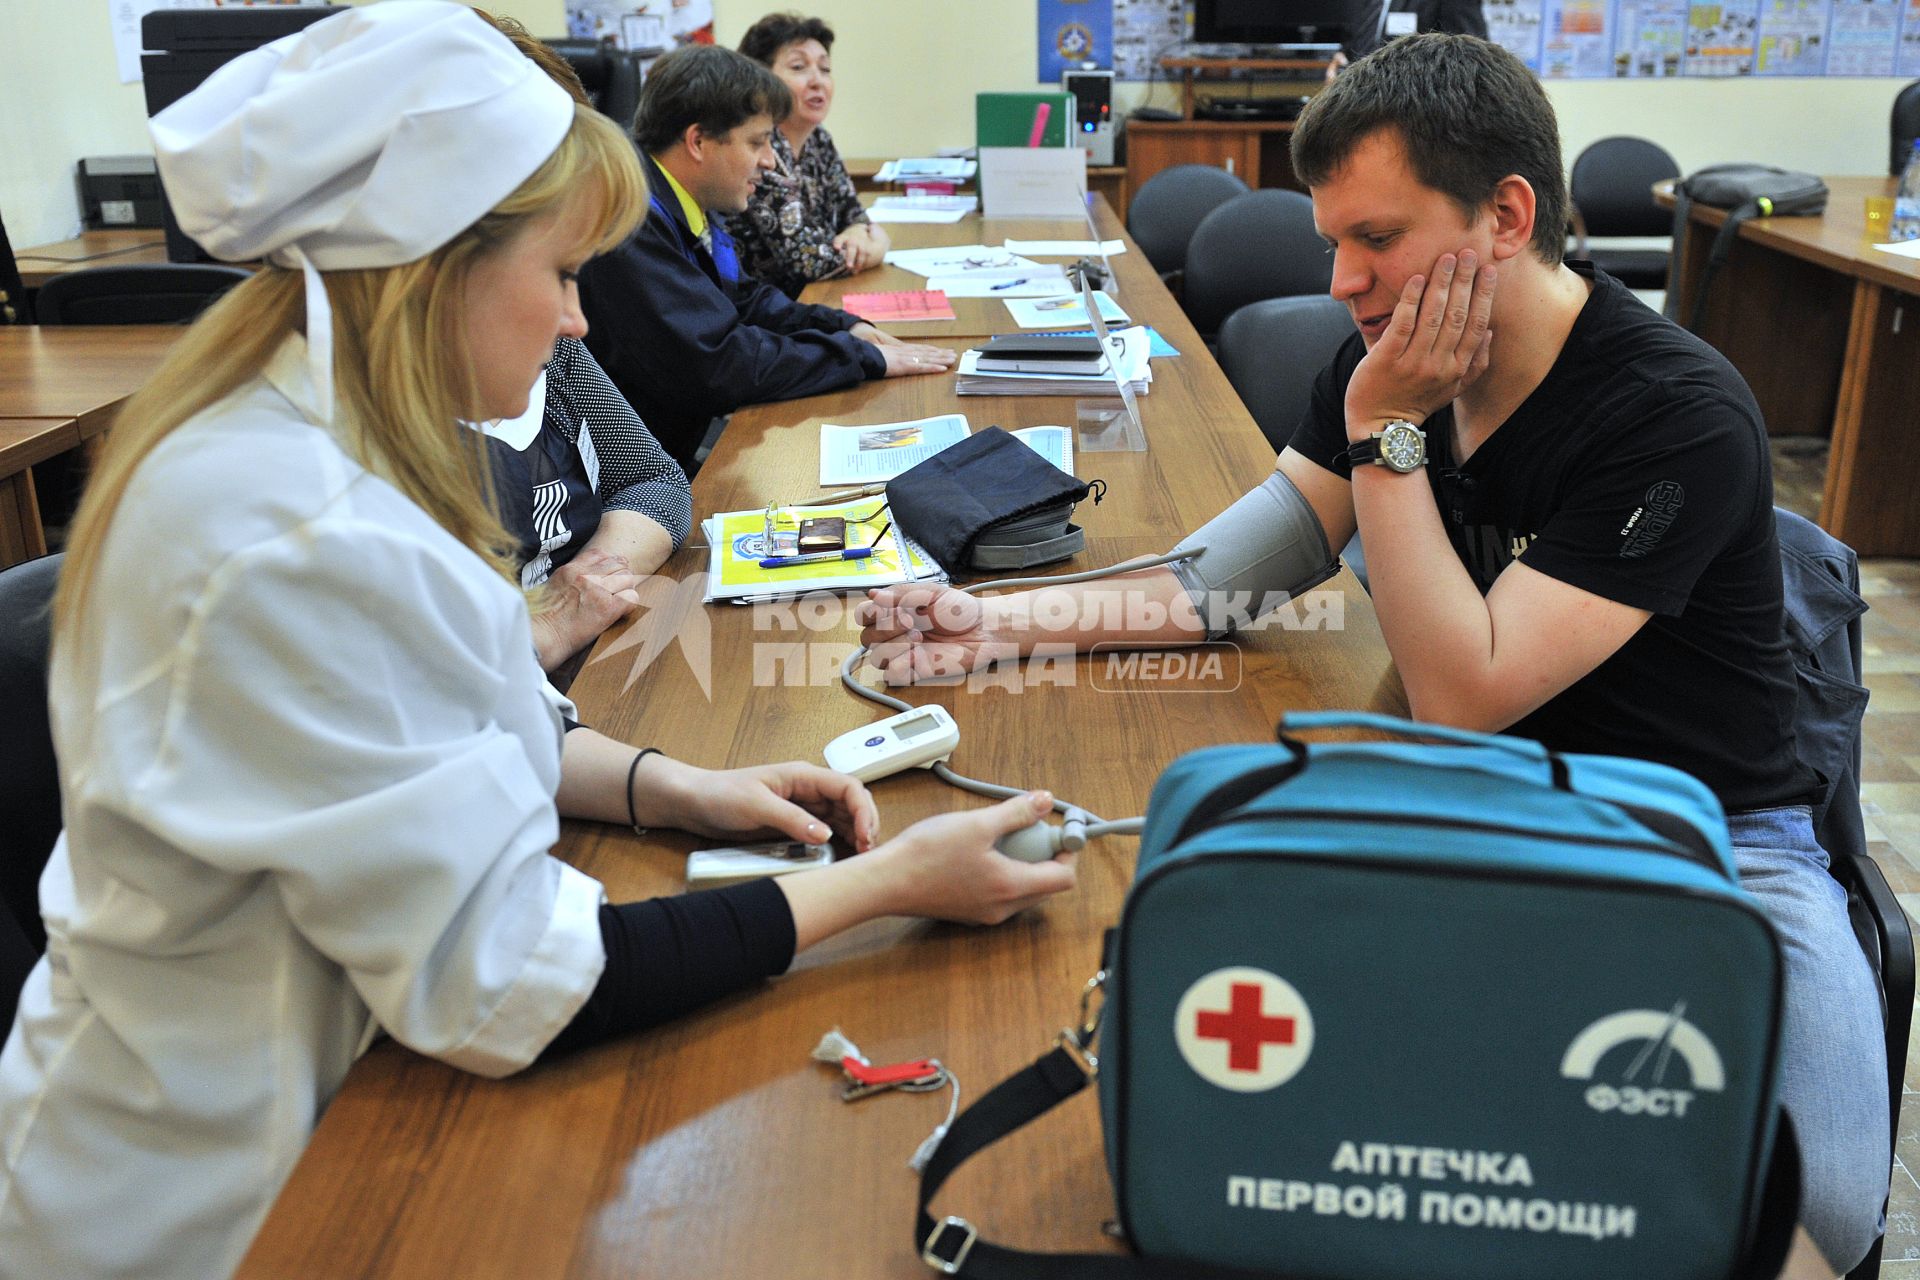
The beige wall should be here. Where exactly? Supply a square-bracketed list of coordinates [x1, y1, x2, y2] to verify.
[0, 0, 1908, 250]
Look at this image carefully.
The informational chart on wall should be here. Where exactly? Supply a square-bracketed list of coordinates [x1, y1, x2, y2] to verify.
[1053, 0, 1920, 79]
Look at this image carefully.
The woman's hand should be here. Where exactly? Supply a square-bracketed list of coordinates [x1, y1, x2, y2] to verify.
[856, 584, 1019, 685]
[832, 222, 891, 272]
[530, 549, 642, 670]
[776, 790, 1077, 947]
[862, 791, 1077, 925]
[635, 755, 880, 852]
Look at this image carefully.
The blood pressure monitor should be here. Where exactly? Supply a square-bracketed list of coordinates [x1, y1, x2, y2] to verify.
[824, 706, 961, 782]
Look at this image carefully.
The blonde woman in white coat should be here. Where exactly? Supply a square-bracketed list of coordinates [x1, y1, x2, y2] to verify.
[0, 8, 1072, 1278]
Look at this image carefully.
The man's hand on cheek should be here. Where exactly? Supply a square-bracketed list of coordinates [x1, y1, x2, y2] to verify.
[1344, 249, 1496, 441]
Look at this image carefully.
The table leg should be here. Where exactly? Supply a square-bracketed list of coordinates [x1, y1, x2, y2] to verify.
[0, 467, 47, 568]
[1821, 281, 1920, 557]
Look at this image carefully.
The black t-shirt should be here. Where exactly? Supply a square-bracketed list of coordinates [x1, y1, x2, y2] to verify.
[1290, 265, 1816, 812]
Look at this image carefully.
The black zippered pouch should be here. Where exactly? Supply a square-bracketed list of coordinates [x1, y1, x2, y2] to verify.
[886, 426, 1101, 573]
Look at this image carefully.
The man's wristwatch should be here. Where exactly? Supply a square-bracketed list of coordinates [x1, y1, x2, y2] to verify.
[1345, 421, 1427, 474]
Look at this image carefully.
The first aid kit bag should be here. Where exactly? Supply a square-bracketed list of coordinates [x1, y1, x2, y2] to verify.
[1103, 712, 1787, 1280]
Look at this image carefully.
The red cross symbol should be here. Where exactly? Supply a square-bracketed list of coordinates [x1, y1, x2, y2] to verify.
[1194, 982, 1297, 1072]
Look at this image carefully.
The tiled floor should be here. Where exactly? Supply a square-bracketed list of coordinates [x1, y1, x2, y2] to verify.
[1773, 436, 1920, 1270]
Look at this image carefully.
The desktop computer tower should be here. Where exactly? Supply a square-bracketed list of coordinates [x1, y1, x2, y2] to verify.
[1063, 69, 1115, 166]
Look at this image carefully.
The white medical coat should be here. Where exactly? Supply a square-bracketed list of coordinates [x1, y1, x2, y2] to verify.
[0, 338, 606, 1279]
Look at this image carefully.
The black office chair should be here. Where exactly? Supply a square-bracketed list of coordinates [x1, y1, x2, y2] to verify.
[1568, 136, 1681, 290]
[1894, 80, 1920, 176]
[0, 554, 64, 1038]
[1183, 189, 1333, 345]
[1126, 164, 1250, 286]
[1217, 294, 1353, 454]
[33, 263, 249, 326]
[1215, 294, 1369, 587]
[543, 39, 646, 132]
[0, 206, 30, 325]
[1775, 507, 1912, 1280]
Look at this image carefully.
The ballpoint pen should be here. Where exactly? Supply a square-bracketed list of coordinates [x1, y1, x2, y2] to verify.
[812, 481, 889, 501]
[990, 277, 1029, 291]
[758, 546, 882, 569]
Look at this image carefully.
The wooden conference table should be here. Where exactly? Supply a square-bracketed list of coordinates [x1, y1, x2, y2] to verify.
[12, 227, 170, 290]
[1659, 174, 1920, 558]
[236, 200, 1395, 1276]
[0, 323, 180, 567]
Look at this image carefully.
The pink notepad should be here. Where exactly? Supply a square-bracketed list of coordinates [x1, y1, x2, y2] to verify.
[840, 290, 956, 322]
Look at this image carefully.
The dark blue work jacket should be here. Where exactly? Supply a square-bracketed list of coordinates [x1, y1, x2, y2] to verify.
[578, 149, 884, 469]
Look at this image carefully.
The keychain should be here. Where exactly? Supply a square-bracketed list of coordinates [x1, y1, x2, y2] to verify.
[812, 1028, 961, 1170]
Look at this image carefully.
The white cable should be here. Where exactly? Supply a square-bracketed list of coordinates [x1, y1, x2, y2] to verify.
[907, 1063, 961, 1172]
[837, 548, 1203, 842]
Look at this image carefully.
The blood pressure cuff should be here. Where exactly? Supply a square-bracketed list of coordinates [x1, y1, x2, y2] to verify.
[886, 426, 1101, 573]
[1169, 468, 1338, 638]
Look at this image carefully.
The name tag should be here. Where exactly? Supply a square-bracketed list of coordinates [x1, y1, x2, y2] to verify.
[1386, 11, 1418, 35]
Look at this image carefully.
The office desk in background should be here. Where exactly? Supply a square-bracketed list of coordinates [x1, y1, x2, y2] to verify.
[1659, 174, 1920, 558]
[819, 194, 1159, 340]
[845, 157, 1131, 221]
[0, 324, 179, 567]
[13, 228, 169, 290]
[235, 204, 1396, 1279]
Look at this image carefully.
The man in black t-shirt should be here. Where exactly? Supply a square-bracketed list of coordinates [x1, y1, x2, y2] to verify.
[857, 34, 1887, 1270]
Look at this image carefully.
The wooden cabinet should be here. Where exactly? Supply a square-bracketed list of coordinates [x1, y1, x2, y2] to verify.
[1125, 55, 1328, 205]
[1125, 120, 1300, 194]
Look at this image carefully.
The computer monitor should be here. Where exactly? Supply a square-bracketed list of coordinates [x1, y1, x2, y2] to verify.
[140, 5, 348, 263]
[1192, 0, 1358, 50]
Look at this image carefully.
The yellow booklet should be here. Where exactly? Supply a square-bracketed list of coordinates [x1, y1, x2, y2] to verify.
[702, 496, 945, 603]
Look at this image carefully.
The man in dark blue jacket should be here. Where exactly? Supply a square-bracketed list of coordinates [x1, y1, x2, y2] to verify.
[579, 44, 955, 469]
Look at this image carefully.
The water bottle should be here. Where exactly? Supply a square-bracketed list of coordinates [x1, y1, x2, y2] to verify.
[1894, 140, 1920, 241]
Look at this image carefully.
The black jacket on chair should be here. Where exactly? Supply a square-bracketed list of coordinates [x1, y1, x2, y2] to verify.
[1775, 508, 1869, 863]
[578, 149, 884, 470]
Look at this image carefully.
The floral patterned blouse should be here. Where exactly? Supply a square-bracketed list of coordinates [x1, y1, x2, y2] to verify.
[727, 126, 869, 298]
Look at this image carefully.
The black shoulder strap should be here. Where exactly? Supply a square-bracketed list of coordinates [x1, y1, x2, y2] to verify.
[915, 1053, 1801, 1280]
[1679, 196, 1762, 334]
[1662, 183, 1693, 322]
[914, 1046, 1279, 1279]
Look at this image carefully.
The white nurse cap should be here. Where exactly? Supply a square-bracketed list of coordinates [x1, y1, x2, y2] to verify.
[149, 1, 576, 420]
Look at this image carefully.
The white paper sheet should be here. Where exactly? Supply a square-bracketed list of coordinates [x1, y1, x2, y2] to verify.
[884, 246, 1039, 277]
[1001, 239, 1127, 256]
[818, 415, 970, 485]
[867, 207, 971, 224]
[925, 265, 1073, 298]
[1871, 238, 1920, 258]
[1002, 291, 1131, 329]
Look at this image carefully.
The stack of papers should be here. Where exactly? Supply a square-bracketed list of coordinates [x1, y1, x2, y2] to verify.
[703, 496, 943, 602]
[867, 195, 977, 224]
[955, 326, 1154, 397]
[874, 157, 977, 182]
[818, 415, 1073, 485]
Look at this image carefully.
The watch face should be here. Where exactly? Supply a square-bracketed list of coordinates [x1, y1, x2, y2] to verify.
[1380, 423, 1425, 472]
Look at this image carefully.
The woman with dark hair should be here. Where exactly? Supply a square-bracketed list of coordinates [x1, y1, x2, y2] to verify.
[732, 11, 888, 297]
